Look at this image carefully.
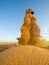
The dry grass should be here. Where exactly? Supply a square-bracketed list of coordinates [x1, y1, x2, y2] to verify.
[0, 45, 49, 65]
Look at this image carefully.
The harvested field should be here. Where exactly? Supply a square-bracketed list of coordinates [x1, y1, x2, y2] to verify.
[0, 45, 49, 65]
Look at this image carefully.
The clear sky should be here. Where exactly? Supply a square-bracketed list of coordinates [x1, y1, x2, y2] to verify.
[0, 0, 49, 42]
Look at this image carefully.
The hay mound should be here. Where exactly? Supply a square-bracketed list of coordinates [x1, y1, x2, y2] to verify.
[0, 45, 49, 65]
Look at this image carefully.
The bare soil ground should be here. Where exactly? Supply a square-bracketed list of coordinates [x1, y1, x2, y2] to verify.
[0, 44, 16, 52]
[0, 45, 49, 65]
[0, 45, 11, 52]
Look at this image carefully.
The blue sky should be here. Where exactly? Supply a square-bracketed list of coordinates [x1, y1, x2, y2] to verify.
[0, 0, 49, 42]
